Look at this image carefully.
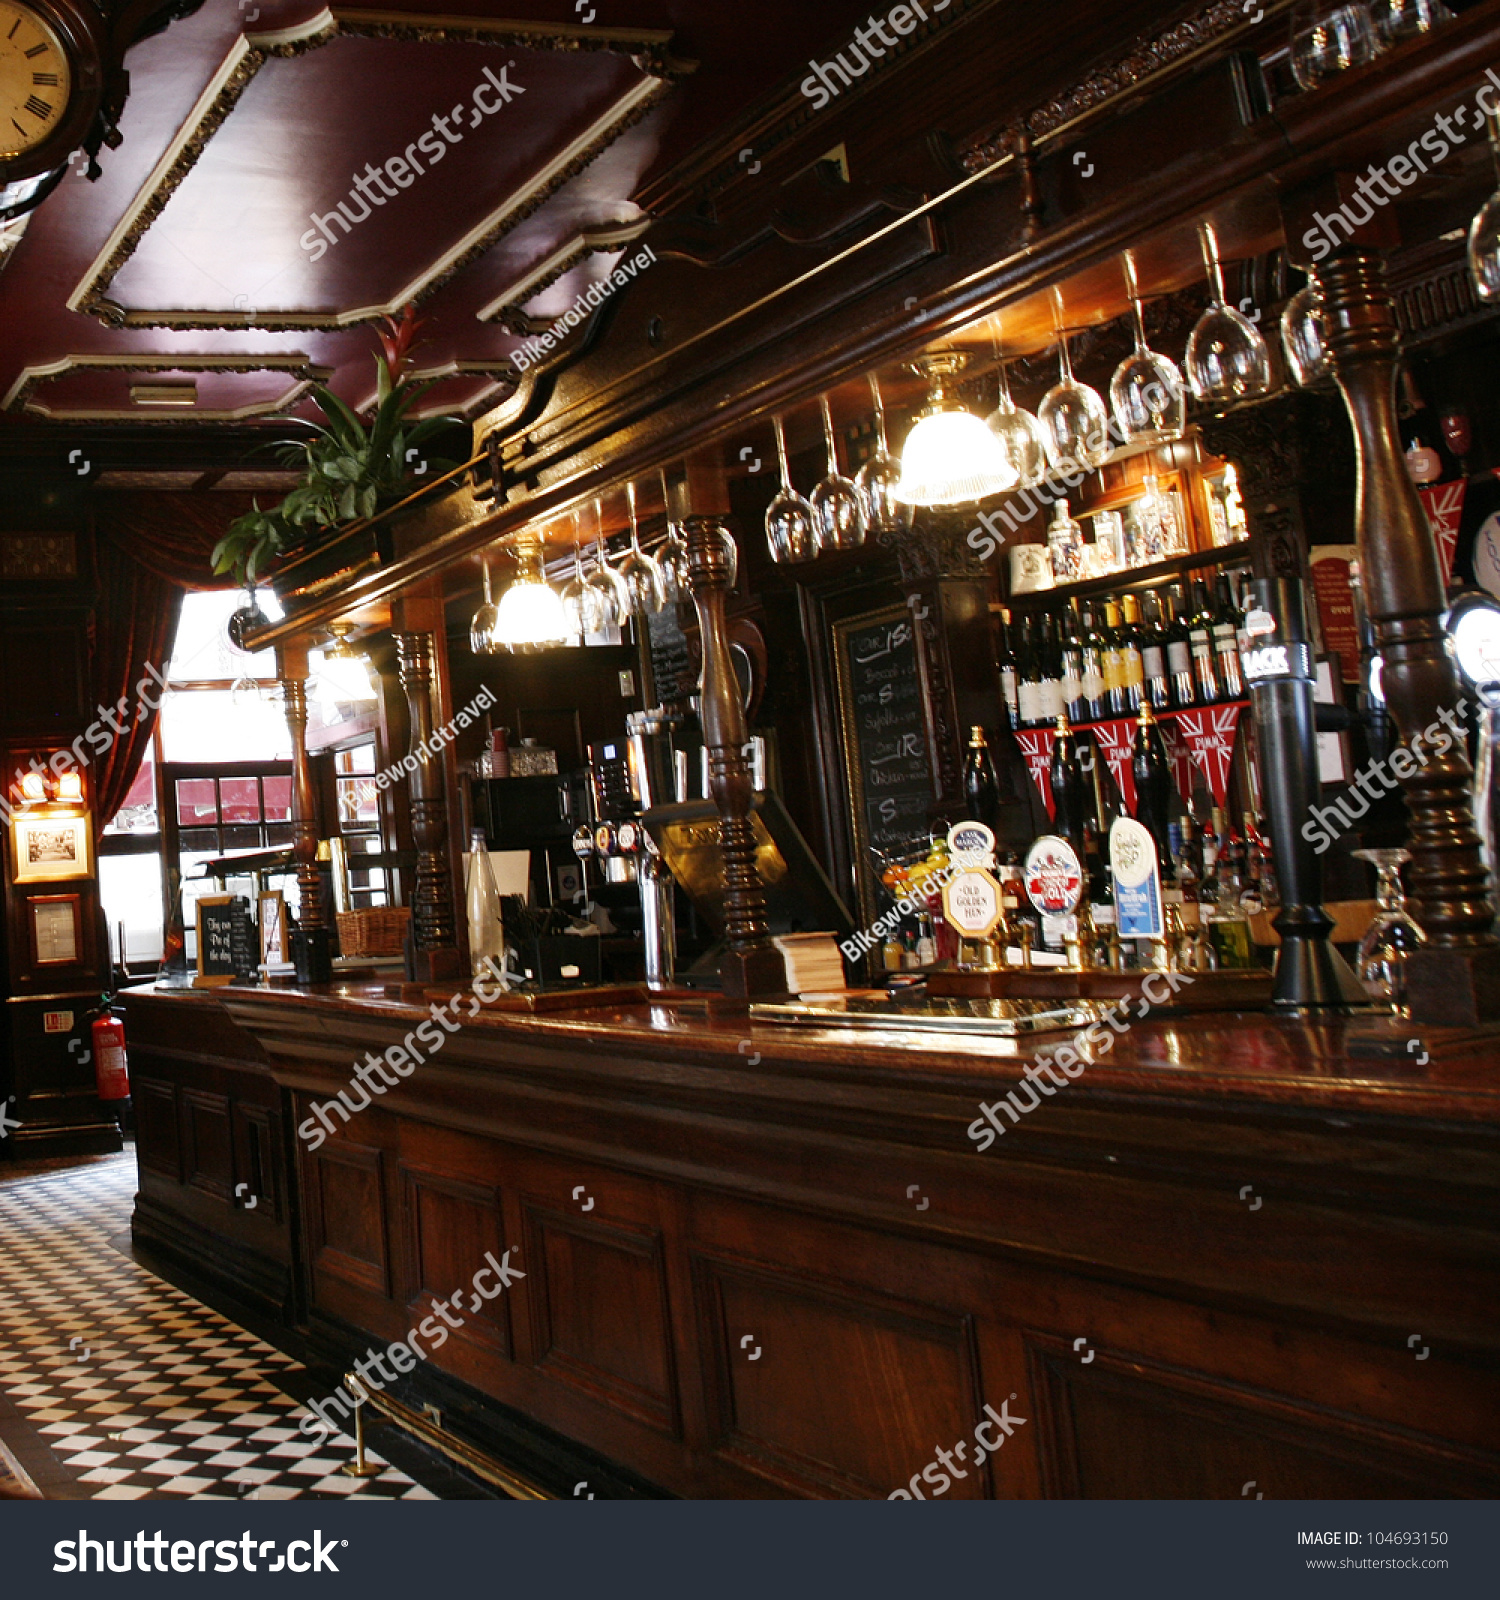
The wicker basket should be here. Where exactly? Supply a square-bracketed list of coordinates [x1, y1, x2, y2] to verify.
[337, 906, 411, 958]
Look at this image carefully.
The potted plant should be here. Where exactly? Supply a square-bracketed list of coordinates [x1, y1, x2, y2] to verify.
[211, 305, 463, 590]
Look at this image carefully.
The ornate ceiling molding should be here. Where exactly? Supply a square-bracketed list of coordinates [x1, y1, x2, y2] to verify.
[4, 353, 332, 420]
[65, 8, 693, 332]
[475, 217, 652, 329]
[956, 0, 1288, 173]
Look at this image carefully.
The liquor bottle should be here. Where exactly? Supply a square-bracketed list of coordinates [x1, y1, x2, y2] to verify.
[1118, 593, 1147, 712]
[1212, 573, 1245, 700]
[1130, 701, 1176, 869]
[1049, 713, 1087, 857]
[1187, 579, 1222, 704]
[1138, 592, 1172, 710]
[1059, 602, 1087, 725]
[916, 913, 937, 967]
[962, 726, 1002, 834]
[1244, 810, 1279, 909]
[1101, 599, 1129, 718]
[996, 607, 1021, 728]
[1016, 615, 1041, 729]
[1080, 603, 1108, 722]
[999, 850, 1041, 946]
[1162, 587, 1197, 707]
[1036, 614, 1064, 724]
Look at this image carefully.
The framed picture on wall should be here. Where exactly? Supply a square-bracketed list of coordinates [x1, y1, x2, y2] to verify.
[258, 890, 289, 966]
[11, 812, 93, 884]
[28, 895, 81, 966]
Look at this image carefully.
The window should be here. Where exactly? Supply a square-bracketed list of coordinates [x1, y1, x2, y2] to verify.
[98, 591, 313, 973]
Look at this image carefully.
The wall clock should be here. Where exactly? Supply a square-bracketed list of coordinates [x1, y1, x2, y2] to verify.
[0, 0, 102, 185]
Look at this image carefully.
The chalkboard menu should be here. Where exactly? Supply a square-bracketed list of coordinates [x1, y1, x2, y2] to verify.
[832, 605, 936, 920]
[646, 601, 695, 709]
[194, 894, 256, 986]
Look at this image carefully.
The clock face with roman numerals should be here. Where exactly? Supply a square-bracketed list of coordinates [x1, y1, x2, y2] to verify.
[0, 0, 72, 159]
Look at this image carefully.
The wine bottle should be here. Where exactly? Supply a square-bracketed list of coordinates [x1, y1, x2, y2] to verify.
[1049, 713, 1087, 857]
[1080, 603, 1108, 722]
[1138, 592, 1172, 710]
[1130, 701, 1176, 869]
[1188, 579, 1222, 704]
[1036, 614, 1064, 724]
[962, 725, 1002, 833]
[1101, 599, 1129, 718]
[1059, 602, 1087, 725]
[1118, 593, 1146, 712]
[1212, 573, 1245, 700]
[1016, 615, 1040, 728]
[997, 607, 1021, 728]
[1162, 586, 1197, 708]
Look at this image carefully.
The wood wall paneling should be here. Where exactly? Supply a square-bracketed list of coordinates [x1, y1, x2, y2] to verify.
[306, 1136, 392, 1300]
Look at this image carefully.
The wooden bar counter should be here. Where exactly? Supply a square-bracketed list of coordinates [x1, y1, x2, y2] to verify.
[119, 981, 1500, 1499]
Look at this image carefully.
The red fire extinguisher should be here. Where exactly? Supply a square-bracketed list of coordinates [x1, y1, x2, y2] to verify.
[92, 1008, 131, 1101]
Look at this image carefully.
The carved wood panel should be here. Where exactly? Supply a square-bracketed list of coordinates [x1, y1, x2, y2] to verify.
[401, 1166, 511, 1360]
[522, 1203, 679, 1437]
[696, 1254, 985, 1499]
[133, 1078, 181, 1182]
[180, 1089, 232, 1204]
[306, 1139, 391, 1298]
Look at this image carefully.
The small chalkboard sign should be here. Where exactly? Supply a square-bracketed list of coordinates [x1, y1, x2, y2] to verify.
[832, 604, 936, 922]
[646, 601, 695, 709]
[194, 894, 257, 987]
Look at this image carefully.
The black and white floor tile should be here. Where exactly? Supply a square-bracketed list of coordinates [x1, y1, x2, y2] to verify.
[0, 1152, 436, 1501]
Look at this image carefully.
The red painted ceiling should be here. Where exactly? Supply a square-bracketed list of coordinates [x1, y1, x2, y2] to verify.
[0, 0, 887, 434]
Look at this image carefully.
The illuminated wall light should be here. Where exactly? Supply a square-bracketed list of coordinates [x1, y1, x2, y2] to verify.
[19, 771, 46, 802]
[494, 531, 570, 652]
[894, 350, 1019, 507]
[56, 772, 83, 803]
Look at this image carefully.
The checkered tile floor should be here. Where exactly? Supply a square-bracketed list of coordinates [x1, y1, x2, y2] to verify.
[0, 1153, 436, 1501]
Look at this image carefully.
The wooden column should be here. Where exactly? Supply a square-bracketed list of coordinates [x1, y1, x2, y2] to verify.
[277, 639, 332, 983]
[685, 512, 787, 1002]
[1317, 251, 1500, 1023]
[394, 629, 461, 980]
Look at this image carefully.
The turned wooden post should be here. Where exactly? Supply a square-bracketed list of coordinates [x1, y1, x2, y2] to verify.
[394, 630, 462, 981]
[277, 640, 332, 983]
[1317, 252, 1500, 1022]
[685, 514, 787, 1001]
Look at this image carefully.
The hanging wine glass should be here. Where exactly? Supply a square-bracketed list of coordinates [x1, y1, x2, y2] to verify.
[810, 395, 866, 552]
[1281, 281, 1331, 386]
[657, 467, 689, 599]
[1467, 104, 1500, 302]
[1038, 330, 1111, 473]
[765, 414, 816, 564]
[560, 514, 605, 641]
[584, 499, 631, 627]
[984, 335, 1048, 490]
[1289, 1, 1378, 90]
[855, 373, 908, 536]
[1109, 251, 1186, 441]
[1369, 0, 1449, 48]
[470, 557, 500, 655]
[1185, 223, 1272, 405]
[618, 481, 667, 615]
[1352, 847, 1428, 1016]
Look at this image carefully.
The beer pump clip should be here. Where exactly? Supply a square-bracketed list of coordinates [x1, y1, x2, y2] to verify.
[942, 822, 1006, 969]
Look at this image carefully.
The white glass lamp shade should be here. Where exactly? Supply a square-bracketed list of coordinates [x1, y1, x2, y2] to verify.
[496, 579, 570, 652]
[314, 632, 378, 706]
[895, 406, 1018, 506]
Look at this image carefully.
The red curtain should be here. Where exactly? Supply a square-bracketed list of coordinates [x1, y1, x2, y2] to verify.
[88, 492, 253, 829]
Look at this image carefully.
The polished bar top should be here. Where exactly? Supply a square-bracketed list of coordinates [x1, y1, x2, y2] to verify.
[126, 978, 1500, 1125]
